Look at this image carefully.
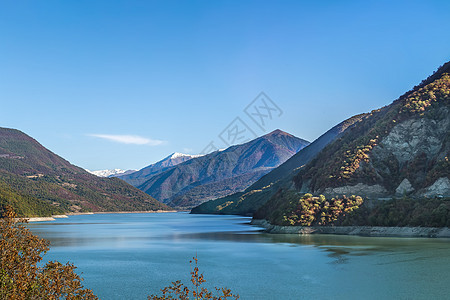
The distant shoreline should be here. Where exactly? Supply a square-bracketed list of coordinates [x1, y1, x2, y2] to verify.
[25, 210, 177, 222]
[70, 210, 177, 215]
[251, 219, 450, 238]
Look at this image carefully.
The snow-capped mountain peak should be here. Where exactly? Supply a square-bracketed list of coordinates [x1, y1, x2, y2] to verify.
[170, 152, 203, 159]
[87, 169, 137, 178]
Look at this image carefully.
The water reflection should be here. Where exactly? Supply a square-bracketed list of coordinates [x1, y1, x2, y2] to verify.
[326, 251, 349, 265]
[26, 213, 450, 300]
[29, 216, 450, 258]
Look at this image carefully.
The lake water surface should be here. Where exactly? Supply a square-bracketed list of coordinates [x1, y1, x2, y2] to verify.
[28, 212, 450, 300]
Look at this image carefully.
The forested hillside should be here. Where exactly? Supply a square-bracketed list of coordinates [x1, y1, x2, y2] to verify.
[0, 128, 170, 217]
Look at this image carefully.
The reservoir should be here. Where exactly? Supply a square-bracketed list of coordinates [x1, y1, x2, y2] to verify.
[29, 212, 450, 299]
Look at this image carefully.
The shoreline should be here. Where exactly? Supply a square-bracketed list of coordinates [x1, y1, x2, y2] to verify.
[251, 219, 450, 238]
[25, 210, 177, 222]
[86, 210, 177, 214]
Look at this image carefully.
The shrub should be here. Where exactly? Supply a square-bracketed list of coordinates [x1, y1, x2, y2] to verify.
[148, 255, 239, 300]
[0, 205, 98, 299]
[282, 194, 363, 226]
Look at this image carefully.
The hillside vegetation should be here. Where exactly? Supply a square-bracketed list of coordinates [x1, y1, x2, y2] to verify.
[0, 128, 169, 217]
[254, 191, 450, 228]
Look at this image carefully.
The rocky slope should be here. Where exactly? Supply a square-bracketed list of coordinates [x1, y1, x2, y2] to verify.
[0, 128, 170, 216]
[124, 130, 309, 208]
[254, 62, 450, 225]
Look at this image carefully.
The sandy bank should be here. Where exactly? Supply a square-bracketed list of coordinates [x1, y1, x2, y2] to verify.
[24, 210, 176, 222]
[251, 219, 450, 238]
[25, 217, 55, 222]
[25, 214, 68, 222]
[65, 210, 176, 216]
[89, 210, 177, 214]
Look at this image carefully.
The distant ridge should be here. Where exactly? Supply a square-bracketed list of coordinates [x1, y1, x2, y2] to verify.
[120, 130, 310, 208]
[118, 152, 203, 187]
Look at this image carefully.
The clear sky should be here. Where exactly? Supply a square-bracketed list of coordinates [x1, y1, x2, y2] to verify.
[1, 0, 449, 171]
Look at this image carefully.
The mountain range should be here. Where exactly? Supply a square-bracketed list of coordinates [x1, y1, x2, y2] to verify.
[120, 130, 310, 208]
[118, 152, 203, 186]
[0, 128, 170, 217]
[194, 62, 450, 224]
[87, 169, 137, 178]
[4, 62, 449, 223]
[191, 114, 367, 215]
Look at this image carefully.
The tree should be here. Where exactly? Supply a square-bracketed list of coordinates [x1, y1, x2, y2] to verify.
[0, 205, 98, 299]
[148, 256, 239, 300]
[1, 205, 239, 299]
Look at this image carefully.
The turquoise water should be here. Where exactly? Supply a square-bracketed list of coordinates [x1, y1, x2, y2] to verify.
[28, 212, 450, 300]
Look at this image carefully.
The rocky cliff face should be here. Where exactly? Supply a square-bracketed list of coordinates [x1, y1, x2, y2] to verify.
[368, 111, 449, 197]
[377, 117, 446, 165]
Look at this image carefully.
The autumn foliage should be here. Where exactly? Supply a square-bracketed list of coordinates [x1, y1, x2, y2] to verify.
[149, 256, 239, 300]
[283, 193, 363, 226]
[1, 205, 239, 299]
[0, 205, 98, 299]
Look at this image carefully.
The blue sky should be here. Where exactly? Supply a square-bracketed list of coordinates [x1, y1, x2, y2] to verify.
[1, 0, 449, 170]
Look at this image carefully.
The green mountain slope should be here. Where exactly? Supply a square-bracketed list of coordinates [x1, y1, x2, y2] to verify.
[0, 128, 170, 217]
[254, 62, 450, 225]
[0, 180, 60, 217]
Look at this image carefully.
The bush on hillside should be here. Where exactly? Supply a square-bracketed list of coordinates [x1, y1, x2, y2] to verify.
[0, 205, 98, 299]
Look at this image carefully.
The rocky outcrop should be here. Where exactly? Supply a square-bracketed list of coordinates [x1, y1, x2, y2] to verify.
[323, 183, 388, 199]
[395, 178, 415, 196]
[420, 177, 450, 197]
[377, 117, 447, 165]
[251, 219, 450, 238]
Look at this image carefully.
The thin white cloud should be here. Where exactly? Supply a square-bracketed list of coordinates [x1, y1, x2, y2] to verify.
[88, 134, 166, 146]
